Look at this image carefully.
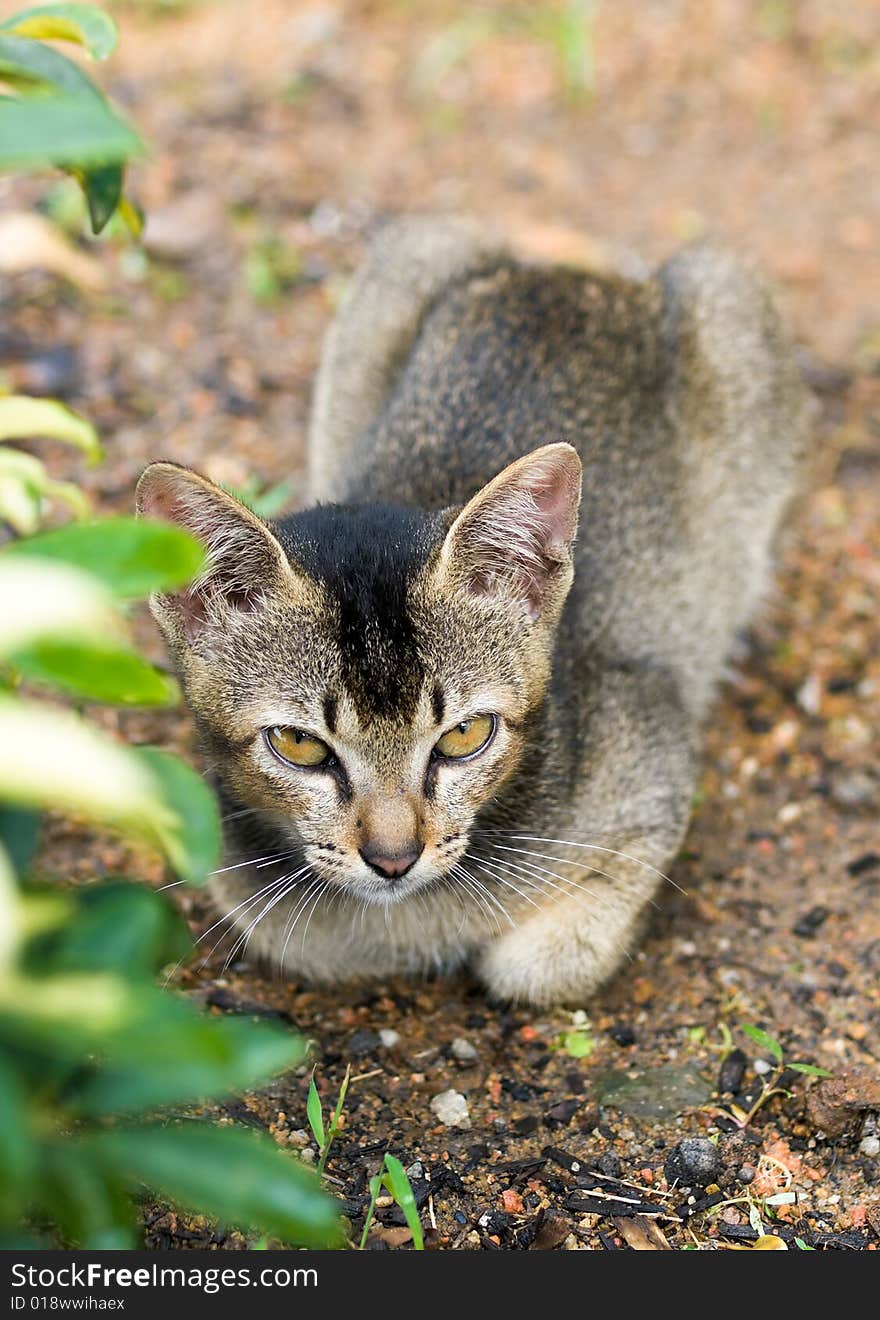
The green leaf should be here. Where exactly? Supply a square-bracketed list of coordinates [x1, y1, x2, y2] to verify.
[0, 695, 165, 827]
[788, 1062, 833, 1079]
[741, 1023, 784, 1065]
[0, 558, 118, 658]
[86, 1124, 342, 1247]
[562, 1029, 594, 1059]
[37, 1141, 134, 1249]
[0, 93, 142, 170]
[29, 881, 191, 980]
[0, 446, 90, 534]
[0, 395, 100, 459]
[381, 1153, 424, 1250]
[0, 806, 40, 873]
[1, 5, 119, 60]
[11, 637, 179, 706]
[135, 747, 221, 885]
[71, 994, 303, 1114]
[0, 32, 98, 97]
[5, 517, 205, 599]
[0, 1054, 36, 1218]
[77, 159, 122, 233]
[306, 1075, 325, 1148]
[0, 968, 135, 1035]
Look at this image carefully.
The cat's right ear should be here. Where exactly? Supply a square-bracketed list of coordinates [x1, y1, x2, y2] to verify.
[136, 462, 304, 648]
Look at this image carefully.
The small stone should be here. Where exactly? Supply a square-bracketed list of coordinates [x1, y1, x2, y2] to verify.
[830, 771, 878, 812]
[288, 1128, 311, 1148]
[405, 1161, 424, 1180]
[859, 1135, 880, 1158]
[607, 1023, 636, 1047]
[346, 1028, 381, 1056]
[737, 1164, 756, 1184]
[142, 190, 226, 262]
[450, 1036, 479, 1063]
[664, 1138, 721, 1189]
[596, 1152, 622, 1178]
[718, 1048, 747, 1095]
[299, 1146, 316, 1164]
[430, 1089, 471, 1129]
[793, 906, 831, 938]
[754, 1058, 773, 1075]
[379, 1028, 401, 1048]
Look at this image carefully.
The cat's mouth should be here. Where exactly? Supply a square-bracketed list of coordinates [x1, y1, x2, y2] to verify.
[304, 843, 457, 906]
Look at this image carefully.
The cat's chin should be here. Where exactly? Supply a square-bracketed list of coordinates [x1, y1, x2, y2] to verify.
[333, 870, 439, 908]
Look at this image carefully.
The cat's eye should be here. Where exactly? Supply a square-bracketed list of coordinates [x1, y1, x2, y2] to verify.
[266, 726, 332, 768]
[433, 713, 496, 760]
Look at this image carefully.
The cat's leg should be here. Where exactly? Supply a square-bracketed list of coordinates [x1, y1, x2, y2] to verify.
[309, 218, 503, 500]
[473, 665, 696, 1006]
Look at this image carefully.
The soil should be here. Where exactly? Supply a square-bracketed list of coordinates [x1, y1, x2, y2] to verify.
[3, 0, 879, 1251]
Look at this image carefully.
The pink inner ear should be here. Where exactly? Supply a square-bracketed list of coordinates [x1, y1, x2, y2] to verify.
[524, 452, 581, 552]
[138, 472, 187, 527]
[454, 446, 580, 620]
[138, 467, 279, 642]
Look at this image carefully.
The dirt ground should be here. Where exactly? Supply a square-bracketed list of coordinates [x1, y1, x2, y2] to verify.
[3, 0, 880, 1250]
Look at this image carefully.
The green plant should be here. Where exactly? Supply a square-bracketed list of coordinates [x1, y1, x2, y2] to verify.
[559, 1008, 595, 1059]
[307, 1065, 351, 1178]
[714, 1024, 831, 1129]
[222, 474, 297, 520]
[0, 416, 340, 1248]
[244, 232, 302, 305]
[412, 1, 601, 105]
[359, 1154, 424, 1251]
[0, 3, 144, 233]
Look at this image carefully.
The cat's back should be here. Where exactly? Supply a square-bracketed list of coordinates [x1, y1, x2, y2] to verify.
[323, 255, 670, 509]
[309, 222, 809, 711]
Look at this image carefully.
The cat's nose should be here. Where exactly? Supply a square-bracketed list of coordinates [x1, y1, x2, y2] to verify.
[359, 842, 424, 879]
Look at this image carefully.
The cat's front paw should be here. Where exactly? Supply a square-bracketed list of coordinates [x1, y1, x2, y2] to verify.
[474, 926, 609, 1008]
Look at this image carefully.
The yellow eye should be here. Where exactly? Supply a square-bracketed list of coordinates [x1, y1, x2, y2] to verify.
[266, 726, 332, 768]
[434, 714, 496, 760]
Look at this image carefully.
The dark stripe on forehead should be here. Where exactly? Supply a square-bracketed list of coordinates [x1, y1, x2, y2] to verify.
[322, 693, 338, 734]
[431, 681, 445, 726]
[277, 503, 443, 722]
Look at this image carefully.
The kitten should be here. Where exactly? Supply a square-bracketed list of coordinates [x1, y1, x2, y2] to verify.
[137, 219, 810, 1006]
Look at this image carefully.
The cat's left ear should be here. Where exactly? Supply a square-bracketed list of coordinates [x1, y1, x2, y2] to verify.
[437, 442, 582, 623]
[136, 462, 305, 649]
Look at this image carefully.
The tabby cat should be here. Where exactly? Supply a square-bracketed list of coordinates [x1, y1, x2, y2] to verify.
[137, 219, 809, 1005]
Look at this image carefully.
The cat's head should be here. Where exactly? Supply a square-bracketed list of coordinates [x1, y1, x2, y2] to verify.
[137, 444, 581, 904]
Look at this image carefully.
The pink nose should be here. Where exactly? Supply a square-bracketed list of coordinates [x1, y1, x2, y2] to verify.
[359, 843, 423, 879]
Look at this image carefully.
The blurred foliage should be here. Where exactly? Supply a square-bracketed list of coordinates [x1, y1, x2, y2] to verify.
[0, 5, 341, 1249]
[222, 474, 298, 520]
[0, 414, 340, 1248]
[244, 232, 303, 306]
[412, 0, 601, 104]
[0, 3, 143, 234]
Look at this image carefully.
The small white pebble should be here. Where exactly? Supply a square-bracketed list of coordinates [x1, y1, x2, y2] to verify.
[430, 1089, 471, 1129]
[797, 673, 822, 717]
[778, 802, 802, 824]
[379, 1028, 401, 1048]
[753, 1058, 772, 1075]
[451, 1036, 479, 1063]
[859, 1135, 880, 1158]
